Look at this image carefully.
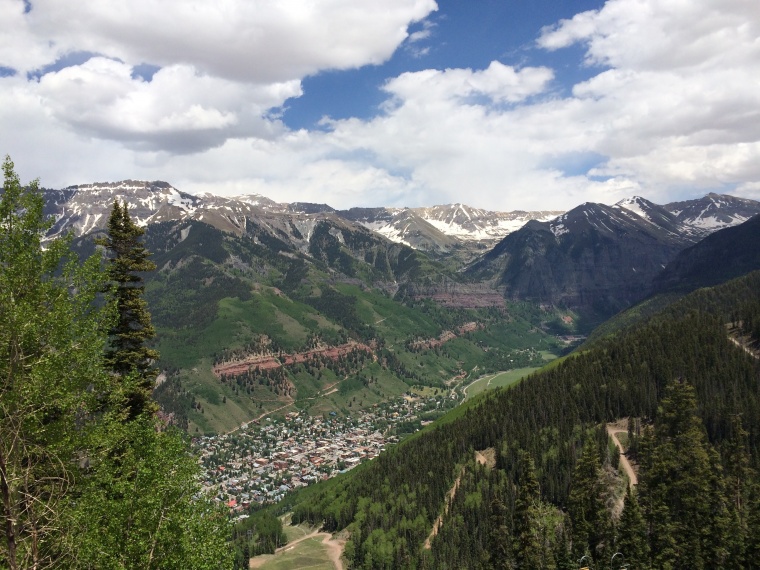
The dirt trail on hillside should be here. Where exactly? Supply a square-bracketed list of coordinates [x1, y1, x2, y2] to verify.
[606, 422, 637, 487]
[730, 336, 759, 360]
[249, 530, 345, 569]
[322, 534, 346, 570]
[424, 449, 494, 549]
[424, 466, 465, 550]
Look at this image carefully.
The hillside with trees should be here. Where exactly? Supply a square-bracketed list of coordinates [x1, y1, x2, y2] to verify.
[286, 270, 760, 569]
[0, 158, 230, 569]
[69, 218, 567, 434]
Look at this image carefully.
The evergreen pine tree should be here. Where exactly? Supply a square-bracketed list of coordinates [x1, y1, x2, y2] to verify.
[746, 482, 760, 569]
[552, 521, 574, 570]
[569, 439, 610, 563]
[722, 415, 751, 567]
[514, 451, 542, 568]
[616, 486, 649, 568]
[640, 379, 721, 569]
[488, 495, 511, 569]
[97, 200, 159, 419]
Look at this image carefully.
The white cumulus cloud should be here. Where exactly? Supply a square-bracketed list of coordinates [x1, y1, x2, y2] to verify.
[1, 0, 759, 212]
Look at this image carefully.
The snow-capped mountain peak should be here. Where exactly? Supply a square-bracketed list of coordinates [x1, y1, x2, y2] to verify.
[615, 196, 656, 220]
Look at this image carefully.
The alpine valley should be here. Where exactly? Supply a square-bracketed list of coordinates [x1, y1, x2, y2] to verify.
[40, 180, 760, 569]
[44, 181, 760, 436]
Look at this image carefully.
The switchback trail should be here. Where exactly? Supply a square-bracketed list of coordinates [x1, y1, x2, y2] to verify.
[606, 422, 637, 487]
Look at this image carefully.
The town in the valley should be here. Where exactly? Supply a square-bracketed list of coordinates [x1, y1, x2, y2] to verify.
[195, 392, 457, 517]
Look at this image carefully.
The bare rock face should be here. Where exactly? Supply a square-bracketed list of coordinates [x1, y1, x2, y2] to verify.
[338, 204, 563, 256]
[398, 279, 508, 308]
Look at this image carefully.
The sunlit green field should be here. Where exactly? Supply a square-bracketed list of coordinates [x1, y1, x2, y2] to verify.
[464, 367, 540, 400]
[252, 536, 334, 570]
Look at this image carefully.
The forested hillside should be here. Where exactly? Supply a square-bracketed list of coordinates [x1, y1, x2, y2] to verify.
[287, 271, 760, 569]
[72, 217, 565, 434]
[585, 214, 760, 345]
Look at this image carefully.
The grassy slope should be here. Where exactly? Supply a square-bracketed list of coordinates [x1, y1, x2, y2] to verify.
[141, 219, 567, 433]
[152, 267, 565, 433]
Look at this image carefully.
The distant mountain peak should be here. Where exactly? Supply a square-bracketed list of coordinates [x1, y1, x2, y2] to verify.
[68, 179, 174, 192]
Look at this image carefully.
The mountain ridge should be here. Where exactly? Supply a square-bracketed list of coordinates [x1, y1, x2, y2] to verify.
[42, 180, 563, 253]
[43, 179, 760, 331]
[465, 194, 760, 325]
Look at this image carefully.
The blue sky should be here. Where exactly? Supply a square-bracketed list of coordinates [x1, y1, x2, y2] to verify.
[283, 0, 605, 130]
[1, 0, 759, 211]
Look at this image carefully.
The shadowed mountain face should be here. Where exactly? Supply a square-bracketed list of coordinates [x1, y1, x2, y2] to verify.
[463, 193, 760, 325]
[652, 214, 760, 294]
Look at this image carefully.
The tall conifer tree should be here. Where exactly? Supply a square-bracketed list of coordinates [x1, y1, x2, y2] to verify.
[639, 379, 726, 568]
[569, 439, 610, 563]
[617, 486, 649, 568]
[97, 200, 159, 418]
[514, 450, 542, 568]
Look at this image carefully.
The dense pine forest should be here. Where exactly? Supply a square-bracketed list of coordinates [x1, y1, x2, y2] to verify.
[288, 271, 760, 569]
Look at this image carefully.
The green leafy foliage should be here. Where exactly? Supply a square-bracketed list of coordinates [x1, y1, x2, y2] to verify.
[1, 155, 110, 569]
[230, 512, 287, 568]
[68, 415, 231, 569]
[1, 158, 232, 569]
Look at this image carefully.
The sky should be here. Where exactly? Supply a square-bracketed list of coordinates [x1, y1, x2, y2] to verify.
[1, 0, 759, 211]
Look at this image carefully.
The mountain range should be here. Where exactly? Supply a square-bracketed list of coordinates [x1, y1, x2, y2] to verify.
[38, 179, 760, 432]
[47, 181, 760, 324]
[43, 180, 560, 253]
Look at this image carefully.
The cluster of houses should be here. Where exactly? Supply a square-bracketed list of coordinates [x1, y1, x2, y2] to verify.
[194, 394, 447, 514]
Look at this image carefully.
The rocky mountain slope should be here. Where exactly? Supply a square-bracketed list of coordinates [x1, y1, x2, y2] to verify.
[663, 192, 760, 236]
[467, 194, 760, 325]
[652, 213, 760, 293]
[41, 181, 559, 258]
[339, 204, 562, 255]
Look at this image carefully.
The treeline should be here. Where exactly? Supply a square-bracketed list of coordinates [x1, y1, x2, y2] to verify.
[290, 270, 760, 568]
[230, 512, 287, 569]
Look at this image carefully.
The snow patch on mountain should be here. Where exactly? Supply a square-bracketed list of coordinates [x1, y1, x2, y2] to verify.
[362, 221, 413, 247]
[615, 196, 652, 221]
